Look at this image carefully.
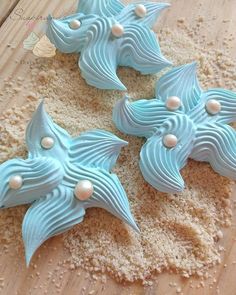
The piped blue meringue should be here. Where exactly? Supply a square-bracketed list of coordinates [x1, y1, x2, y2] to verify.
[77, 0, 124, 17]
[0, 102, 139, 265]
[46, 0, 171, 90]
[113, 62, 236, 193]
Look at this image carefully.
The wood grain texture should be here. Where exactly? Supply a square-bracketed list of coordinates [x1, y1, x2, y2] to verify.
[0, 0, 20, 26]
[0, 0, 236, 294]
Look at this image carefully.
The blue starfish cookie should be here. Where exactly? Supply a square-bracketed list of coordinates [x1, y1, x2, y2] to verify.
[113, 62, 236, 193]
[0, 102, 139, 265]
[46, 0, 171, 90]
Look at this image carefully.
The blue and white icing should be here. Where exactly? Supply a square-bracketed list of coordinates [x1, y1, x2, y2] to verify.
[46, 0, 171, 90]
[113, 62, 236, 193]
[0, 102, 139, 265]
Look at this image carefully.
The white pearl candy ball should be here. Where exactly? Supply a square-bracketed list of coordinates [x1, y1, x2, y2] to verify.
[166, 96, 181, 111]
[111, 23, 124, 37]
[41, 137, 54, 149]
[69, 19, 81, 30]
[135, 4, 147, 18]
[205, 99, 221, 115]
[9, 175, 23, 190]
[74, 180, 94, 201]
[163, 134, 178, 148]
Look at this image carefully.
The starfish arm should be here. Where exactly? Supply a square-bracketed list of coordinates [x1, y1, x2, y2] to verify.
[79, 18, 171, 90]
[22, 186, 85, 266]
[79, 18, 126, 90]
[0, 157, 63, 208]
[190, 123, 236, 179]
[155, 62, 202, 113]
[116, 2, 170, 28]
[139, 115, 196, 193]
[118, 24, 171, 74]
[113, 96, 183, 138]
[189, 88, 236, 125]
[46, 14, 98, 53]
[64, 164, 139, 233]
[69, 130, 127, 171]
[77, 0, 124, 17]
[26, 102, 70, 161]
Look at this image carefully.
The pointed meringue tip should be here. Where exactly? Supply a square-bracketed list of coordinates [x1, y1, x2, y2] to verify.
[113, 95, 130, 113]
[37, 99, 45, 113]
[118, 84, 127, 91]
[152, 178, 185, 194]
[165, 58, 173, 67]
[130, 220, 140, 234]
[158, 55, 172, 69]
[26, 259, 31, 268]
[100, 81, 127, 91]
[120, 139, 128, 147]
[112, 78, 127, 91]
[171, 180, 185, 194]
[25, 249, 34, 267]
[39, 97, 45, 104]
[186, 61, 198, 70]
[161, 3, 171, 9]
[134, 225, 141, 234]
[30, 100, 49, 128]
[47, 14, 53, 22]
[189, 61, 197, 66]
[124, 94, 131, 101]
[113, 136, 128, 148]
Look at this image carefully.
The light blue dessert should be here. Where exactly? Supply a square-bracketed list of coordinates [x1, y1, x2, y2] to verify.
[113, 62, 236, 193]
[0, 102, 139, 265]
[46, 0, 171, 90]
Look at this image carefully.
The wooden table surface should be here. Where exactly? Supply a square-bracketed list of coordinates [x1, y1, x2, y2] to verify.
[0, 0, 236, 294]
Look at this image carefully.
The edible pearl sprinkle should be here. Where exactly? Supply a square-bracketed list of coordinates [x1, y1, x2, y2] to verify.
[166, 96, 181, 111]
[135, 4, 147, 18]
[41, 137, 55, 149]
[9, 175, 23, 190]
[163, 134, 178, 148]
[74, 180, 94, 201]
[111, 23, 124, 37]
[69, 19, 81, 30]
[205, 99, 221, 115]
